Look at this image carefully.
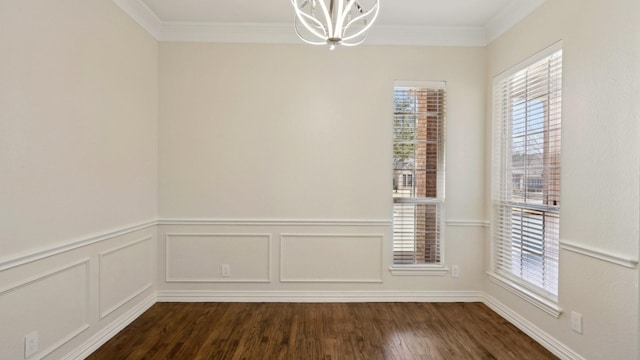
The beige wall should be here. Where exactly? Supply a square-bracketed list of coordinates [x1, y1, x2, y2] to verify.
[157, 43, 488, 294]
[0, 0, 159, 257]
[158, 43, 486, 222]
[0, 1, 158, 359]
[485, 0, 640, 359]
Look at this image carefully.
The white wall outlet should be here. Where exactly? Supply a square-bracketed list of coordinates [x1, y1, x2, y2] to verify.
[571, 311, 583, 334]
[451, 265, 459, 278]
[221, 264, 231, 277]
[25, 331, 38, 358]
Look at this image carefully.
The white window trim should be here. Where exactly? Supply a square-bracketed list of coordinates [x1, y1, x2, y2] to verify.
[487, 272, 562, 318]
[493, 41, 563, 83]
[489, 41, 563, 310]
[389, 264, 449, 276]
[392, 82, 447, 268]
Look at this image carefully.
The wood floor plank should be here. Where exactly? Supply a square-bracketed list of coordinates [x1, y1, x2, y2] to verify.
[87, 302, 557, 360]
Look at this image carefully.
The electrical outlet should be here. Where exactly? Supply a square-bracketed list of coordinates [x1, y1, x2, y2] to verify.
[571, 311, 583, 334]
[451, 265, 459, 278]
[221, 264, 231, 278]
[25, 331, 38, 358]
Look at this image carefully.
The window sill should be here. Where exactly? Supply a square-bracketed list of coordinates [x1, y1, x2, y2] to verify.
[389, 265, 449, 276]
[487, 272, 562, 318]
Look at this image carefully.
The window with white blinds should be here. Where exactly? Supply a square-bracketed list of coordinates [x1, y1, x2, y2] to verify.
[393, 82, 446, 265]
[492, 45, 562, 298]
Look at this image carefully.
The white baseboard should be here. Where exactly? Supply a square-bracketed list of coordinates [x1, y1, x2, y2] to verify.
[483, 294, 585, 360]
[63, 293, 156, 360]
[156, 290, 484, 303]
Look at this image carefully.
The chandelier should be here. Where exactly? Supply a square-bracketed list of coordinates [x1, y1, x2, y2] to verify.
[291, 0, 380, 49]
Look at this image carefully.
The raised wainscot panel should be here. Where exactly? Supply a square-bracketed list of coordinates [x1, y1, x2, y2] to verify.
[280, 234, 384, 283]
[99, 236, 154, 319]
[166, 233, 271, 282]
[0, 259, 90, 359]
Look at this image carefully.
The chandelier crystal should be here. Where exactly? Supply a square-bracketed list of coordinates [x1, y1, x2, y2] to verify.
[291, 0, 380, 50]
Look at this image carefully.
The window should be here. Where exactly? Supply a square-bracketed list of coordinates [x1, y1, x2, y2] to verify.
[492, 44, 562, 299]
[393, 82, 446, 265]
[402, 174, 413, 187]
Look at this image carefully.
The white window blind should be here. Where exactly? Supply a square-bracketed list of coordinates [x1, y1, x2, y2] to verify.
[492, 45, 562, 297]
[393, 82, 446, 265]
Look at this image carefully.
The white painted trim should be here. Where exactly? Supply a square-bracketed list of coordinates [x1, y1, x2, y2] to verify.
[483, 294, 585, 360]
[99, 236, 154, 319]
[560, 240, 638, 269]
[0, 257, 89, 295]
[279, 233, 384, 283]
[494, 40, 563, 83]
[394, 80, 447, 90]
[484, 0, 547, 43]
[111, 0, 162, 38]
[165, 233, 272, 283]
[100, 283, 153, 320]
[487, 272, 562, 318]
[159, 22, 299, 44]
[0, 259, 91, 360]
[156, 290, 484, 303]
[0, 218, 387, 273]
[389, 265, 449, 276]
[43, 325, 91, 360]
[160, 21, 488, 47]
[158, 218, 391, 227]
[0, 220, 156, 272]
[63, 293, 156, 360]
[367, 25, 486, 47]
[446, 220, 490, 228]
[99, 235, 153, 257]
[111, 0, 544, 46]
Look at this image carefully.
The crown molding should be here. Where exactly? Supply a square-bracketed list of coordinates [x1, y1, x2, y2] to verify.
[159, 22, 300, 44]
[112, 0, 162, 38]
[366, 25, 486, 47]
[157, 22, 489, 46]
[113, 0, 546, 47]
[484, 0, 547, 43]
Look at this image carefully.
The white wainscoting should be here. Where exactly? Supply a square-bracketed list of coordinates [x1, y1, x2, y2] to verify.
[0, 217, 591, 360]
[0, 223, 156, 360]
[0, 259, 90, 360]
[280, 233, 384, 283]
[99, 236, 154, 319]
[165, 233, 272, 283]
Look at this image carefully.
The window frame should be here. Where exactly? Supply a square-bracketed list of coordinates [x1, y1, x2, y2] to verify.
[489, 41, 564, 316]
[390, 81, 447, 275]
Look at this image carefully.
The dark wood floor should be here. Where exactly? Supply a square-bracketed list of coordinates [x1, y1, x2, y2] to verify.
[88, 302, 557, 360]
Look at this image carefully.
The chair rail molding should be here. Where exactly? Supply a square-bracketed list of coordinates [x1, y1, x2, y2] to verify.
[560, 240, 638, 269]
[0, 220, 156, 272]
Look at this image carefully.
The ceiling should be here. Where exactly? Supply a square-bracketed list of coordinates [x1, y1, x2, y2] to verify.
[113, 0, 546, 46]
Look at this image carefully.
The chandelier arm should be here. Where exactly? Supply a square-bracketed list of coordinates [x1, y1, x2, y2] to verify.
[316, 0, 335, 38]
[343, 1, 378, 30]
[293, 17, 329, 45]
[294, 28, 331, 45]
[292, 5, 330, 40]
[341, 34, 367, 46]
[334, 0, 357, 38]
[341, 1, 379, 41]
